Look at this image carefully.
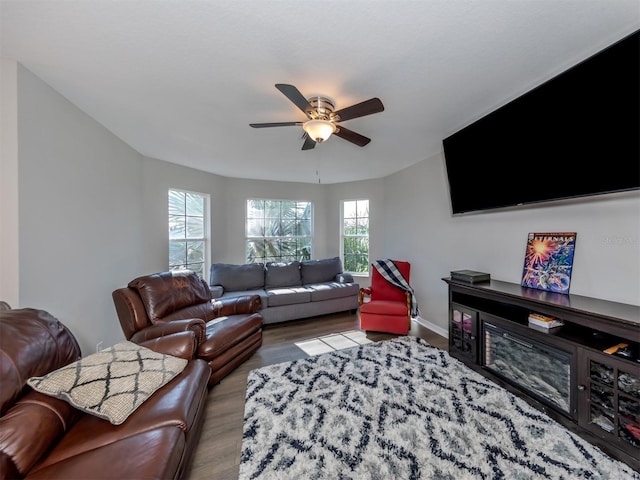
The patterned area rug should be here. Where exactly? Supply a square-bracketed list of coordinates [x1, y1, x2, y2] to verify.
[240, 336, 639, 479]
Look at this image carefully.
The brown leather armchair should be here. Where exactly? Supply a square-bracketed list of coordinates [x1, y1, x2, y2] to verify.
[112, 270, 263, 387]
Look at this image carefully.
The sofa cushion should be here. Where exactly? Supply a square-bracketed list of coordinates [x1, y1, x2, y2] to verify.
[359, 299, 409, 316]
[306, 282, 361, 302]
[300, 257, 343, 285]
[265, 261, 301, 289]
[27, 341, 187, 425]
[210, 263, 265, 292]
[266, 287, 312, 307]
[27, 427, 185, 480]
[129, 271, 211, 321]
[199, 313, 263, 359]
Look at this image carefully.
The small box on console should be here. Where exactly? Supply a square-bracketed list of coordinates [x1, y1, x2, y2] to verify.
[450, 270, 491, 284]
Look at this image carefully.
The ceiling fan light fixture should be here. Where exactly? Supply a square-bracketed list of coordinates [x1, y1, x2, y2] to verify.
[303, 119, 336, 143]
[250, 84, 383, 149]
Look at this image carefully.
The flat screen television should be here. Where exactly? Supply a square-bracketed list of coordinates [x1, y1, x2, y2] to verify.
[442, 30, 639, 215]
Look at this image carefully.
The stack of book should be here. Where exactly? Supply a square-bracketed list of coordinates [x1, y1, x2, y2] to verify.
[528, 312, 564, 329]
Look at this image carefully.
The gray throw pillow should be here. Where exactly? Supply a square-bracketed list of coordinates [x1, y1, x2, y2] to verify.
[210, 263, 265, 292]
[300, 257, 342, 285]
[265, 261, 302, 289]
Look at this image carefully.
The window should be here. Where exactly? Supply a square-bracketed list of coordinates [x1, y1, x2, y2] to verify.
[246, 199, 313, 263]
[168, 189, 209, 278]
[342, 199, 369, 274]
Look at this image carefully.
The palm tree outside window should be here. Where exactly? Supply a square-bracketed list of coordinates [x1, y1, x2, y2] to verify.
[168, 189, 209, 278]
[246, 199, 313, 263]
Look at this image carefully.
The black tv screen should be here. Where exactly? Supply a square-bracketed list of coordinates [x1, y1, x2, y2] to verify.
[443, 30, 639, 215]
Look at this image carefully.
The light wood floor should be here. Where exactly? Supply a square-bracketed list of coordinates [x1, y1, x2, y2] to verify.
[186, 312, 448, 480]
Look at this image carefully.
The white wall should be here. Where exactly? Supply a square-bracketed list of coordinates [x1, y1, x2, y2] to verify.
[0, 59, 19, 307]
[136, 162, 334, 277]
[213, 177, 328, 264]
[8, 65, 639, 357]
[137, 156, 226, 279]
[17, 65, 145, 354]
[382, 153, 640, 333]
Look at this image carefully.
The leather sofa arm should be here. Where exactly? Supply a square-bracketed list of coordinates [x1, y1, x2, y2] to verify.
[129, 318, 207, 345]
[209, 285, 224, 299]
[212, 295, 262, 316]
[138, 331, 198, 360]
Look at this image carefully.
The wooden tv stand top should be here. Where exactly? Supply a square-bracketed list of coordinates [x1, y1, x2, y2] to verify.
[443, 278, 639, 339]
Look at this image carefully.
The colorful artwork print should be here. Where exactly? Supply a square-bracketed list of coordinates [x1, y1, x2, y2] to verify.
[521, 232, 576, 294]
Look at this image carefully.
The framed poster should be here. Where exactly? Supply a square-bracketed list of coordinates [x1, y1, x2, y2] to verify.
[521, 232, 576, 294]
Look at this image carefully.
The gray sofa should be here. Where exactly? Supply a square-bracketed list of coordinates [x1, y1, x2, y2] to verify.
[209, 257, 359, 324]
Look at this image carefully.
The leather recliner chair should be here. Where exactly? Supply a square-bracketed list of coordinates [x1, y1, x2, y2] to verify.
[112, 270, 263, 387]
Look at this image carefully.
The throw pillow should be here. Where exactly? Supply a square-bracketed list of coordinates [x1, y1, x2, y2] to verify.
[300, 257, 343, 285]
[265, 261, 302, 289]
[27, 341, 187, 425]
[210, 263, 265, 291]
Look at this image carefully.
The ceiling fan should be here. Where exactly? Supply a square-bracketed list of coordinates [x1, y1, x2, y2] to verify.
[250, 84, 384, 150]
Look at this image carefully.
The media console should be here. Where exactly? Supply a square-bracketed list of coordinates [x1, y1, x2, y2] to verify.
[443, 277, 640, 470]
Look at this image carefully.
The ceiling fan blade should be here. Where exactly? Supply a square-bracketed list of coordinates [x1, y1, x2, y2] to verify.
[275, 84, 314, 117]
[301, 134, 316, 150]
[333, 126, 371, 147]
[249, 122, 303, 128]
[333, 97, 384, 122]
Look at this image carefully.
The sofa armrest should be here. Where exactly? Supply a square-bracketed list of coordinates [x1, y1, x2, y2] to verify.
[2, 391, 82, 477]
[212, 295, 262, 316]
[129, 318, 206, 345]
[138, 331, 198, 360]
[335, 273, 354, 283]
[209, 285, 224, 299]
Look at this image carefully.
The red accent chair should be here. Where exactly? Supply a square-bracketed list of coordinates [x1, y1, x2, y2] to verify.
[358, 260, 412, 335]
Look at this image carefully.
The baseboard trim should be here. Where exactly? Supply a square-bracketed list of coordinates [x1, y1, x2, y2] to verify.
[412, 316, 448, 339]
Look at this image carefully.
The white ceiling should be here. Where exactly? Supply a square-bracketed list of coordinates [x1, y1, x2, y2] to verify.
[2, 1, 638, 184]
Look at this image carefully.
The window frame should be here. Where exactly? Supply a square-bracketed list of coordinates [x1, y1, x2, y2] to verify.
[341, 198, 370, 275]
[245, 198, 314, 264]
[168, 188, 210, 279]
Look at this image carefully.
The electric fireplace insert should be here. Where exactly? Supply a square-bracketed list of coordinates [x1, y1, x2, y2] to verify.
[482, 322, 574, 416]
